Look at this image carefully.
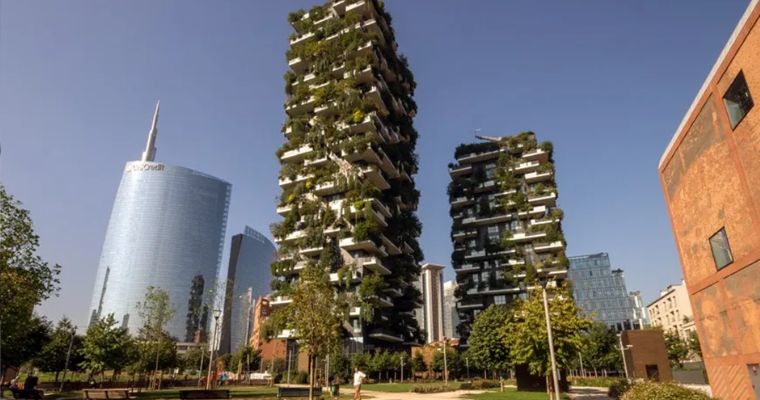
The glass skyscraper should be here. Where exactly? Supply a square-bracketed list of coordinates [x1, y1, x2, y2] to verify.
[568, 252, 639, 331]
[89, 103, 231, 340]
[219, 226, 276, 354]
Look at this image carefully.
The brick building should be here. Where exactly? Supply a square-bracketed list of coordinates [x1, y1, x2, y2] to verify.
[658, 0, 760, 398]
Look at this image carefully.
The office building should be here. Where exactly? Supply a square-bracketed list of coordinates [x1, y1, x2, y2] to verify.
[629, 291, 650, 328]
[419, 263, 445, 343]
[219, 227, 276, 354]
[568, 252, 641, 331]
[442, 280, 459, 340]
[658, 0, 760, 397]
[647, 281, 696, 339]
[272, 0, 424, 350]
[89, 103, 231, 340]
[449, 132, 567, 343]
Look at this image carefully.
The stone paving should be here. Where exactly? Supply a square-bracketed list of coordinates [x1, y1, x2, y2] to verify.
[362, 387, 612, 400]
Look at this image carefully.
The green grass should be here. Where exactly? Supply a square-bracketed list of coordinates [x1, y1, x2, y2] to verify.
[465, 389, 570, 400]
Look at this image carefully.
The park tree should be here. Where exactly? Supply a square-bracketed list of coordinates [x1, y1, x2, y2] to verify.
[80, 314, 136, 381]
[229, 346, 261, 376]
[411, 352, 427, 377]
[664, 330, 690, 368]
[503, 285, 592, 392]
[179, 346, 206, 374]
[579, 322, 622, 374]
[34, 318, 84, 382]
[0, 184, 61, 374]
[135, 286, 176, 385]
[467, 305, 511, 375]
[131, 331, 177, 376]
[432, 346, 461, 380]
[688, 331, 703, 360]
[271, 262, 344, 399]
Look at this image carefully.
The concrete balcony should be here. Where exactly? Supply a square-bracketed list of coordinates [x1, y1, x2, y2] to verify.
[522, 148, 549, 162]
[345, 0, 374, 18]
[452, 229, 478, 242]
[280, 145, 315, 163]
[274, 230, 307, 245]
[277, 329, 295, 339]
[330, 269, 362, 284]
[464, 249, 487, 260]
[379, 234, 401, 256]
[528, 192, 557, 207]
[344, 145, 382, 165]
[375, 295, 393, 308]
[288, 57, 307, 74]
[385, 287, 403, 297]
[289, 31, 315, 46]
[313, 180, 341, 196]
[518, 205, 547, 218]
[349, 307, 361, 317]
[474, 180, 498, 192]
[402, 241, 414, 255]
[456, 149, 502, 164]
[513, 161, 540, 174]
[455, 263, 480, 274]
[299, 246, 324, 257]
[344, 65, 374, 85]
[285, 96, 316, 117]
[450, 196, 474, 208]
[506, 231, 546, 243]
[364, 86, 390, 115]
[276, 204, 293, 216]
[449, 164, 472, 177]
[340, 237, 380, 253]
[356, 256, 391, 275]
[278, 174, 313, 189]
[456, 301, 484, 310]
[271, 296, 293, 307]
[525, 170, 553, 183]
[314, 100, 339, 117]
[361, 166, 390, 190]
[369, 330, 404, 343]
[463, 213, 510, 226]
[534, 241, 564, 253]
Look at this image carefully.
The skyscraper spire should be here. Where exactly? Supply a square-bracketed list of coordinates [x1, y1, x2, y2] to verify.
[141, 101, 160, 162]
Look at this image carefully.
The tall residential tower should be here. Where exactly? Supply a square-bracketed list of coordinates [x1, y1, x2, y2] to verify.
[89, 103, 231, 340]
[272, 0, 423, 351]
[448, 133, 566, 343]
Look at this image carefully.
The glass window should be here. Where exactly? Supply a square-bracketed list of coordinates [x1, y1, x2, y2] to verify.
[723, 71, 753, 129]
[709, 228, 733, 269]
[494, 295, 506, 305]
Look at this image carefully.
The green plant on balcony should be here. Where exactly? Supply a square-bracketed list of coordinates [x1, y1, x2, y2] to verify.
[539, 140, 553, 153]
[352, 219, 379, 241]
[537, 161, 554, 174]
[288, 10, 306, 24]
[550, 207, 564, 220]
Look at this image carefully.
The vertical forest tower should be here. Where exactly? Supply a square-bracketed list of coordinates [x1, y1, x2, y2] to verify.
[272, 0, 423, 351]
[449, 133, 568, 343]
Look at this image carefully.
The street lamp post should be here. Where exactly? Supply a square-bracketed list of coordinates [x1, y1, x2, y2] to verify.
[206, 309, 222, 390]
[400, 354, 404, 383]
[540, 277, 561, 400]
[442, 337, 448, 386]
[618, 334, 633, 381]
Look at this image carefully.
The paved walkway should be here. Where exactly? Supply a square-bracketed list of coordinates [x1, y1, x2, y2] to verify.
[567, 386, 612, 400]
[362, 390, 487, 400]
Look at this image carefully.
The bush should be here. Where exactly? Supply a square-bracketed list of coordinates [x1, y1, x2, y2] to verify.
[411, 385, 455, 394]
[607, 379, 633, 399]
[460, 380, 501, 390]
[570, 376, 621, 388]
[620, 382, 712, 400]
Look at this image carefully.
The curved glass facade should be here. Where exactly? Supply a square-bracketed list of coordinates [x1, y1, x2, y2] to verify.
[219, 226, 276, 353]
[89, 161, 230, 340]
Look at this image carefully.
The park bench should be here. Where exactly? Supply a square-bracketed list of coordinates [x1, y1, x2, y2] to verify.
[276, 386, 322, 399]
[178, 390, 230, 399]
[83, 389, 131, 399]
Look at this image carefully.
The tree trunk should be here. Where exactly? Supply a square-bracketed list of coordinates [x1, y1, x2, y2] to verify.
[55, 371, 60, 384]
[308, 355, 314, 400]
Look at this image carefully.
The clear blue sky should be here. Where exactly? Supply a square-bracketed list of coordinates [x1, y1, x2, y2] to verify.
[0, 0, 749, 330]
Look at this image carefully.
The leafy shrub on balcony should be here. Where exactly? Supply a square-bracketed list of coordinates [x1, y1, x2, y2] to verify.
[537, 161, 554, 174]
[352, 220, 379, 241]
[288, 10, 306, 24]
[550, 207, 564, 220]
[540, 140, 553, 153]
[271, 259, 296, 276]
[454, 142, 499, 159]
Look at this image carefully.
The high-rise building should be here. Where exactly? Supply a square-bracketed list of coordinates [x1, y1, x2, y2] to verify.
[449, 133, 566, 343]
[658, 1, 760, 397]
[647, 281, 696, 340]
[272, 0, 423, 351]
[628, 290, 649, 328]
[219, 227, 276, 354]
[442, 280, 459, 340]
[568, 252, 641, 331]
[418, 263, 445, 343]
[89, 103, 231, 340]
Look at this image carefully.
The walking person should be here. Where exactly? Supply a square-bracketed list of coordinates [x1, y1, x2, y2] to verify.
[353, 367, 366, 400]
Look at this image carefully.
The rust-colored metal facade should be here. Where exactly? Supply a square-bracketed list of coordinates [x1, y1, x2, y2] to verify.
[658, 1, 760, 398]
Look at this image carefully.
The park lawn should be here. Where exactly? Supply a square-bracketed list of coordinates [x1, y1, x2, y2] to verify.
[341, 382, 462, 393]
[465, 389, 570, 400]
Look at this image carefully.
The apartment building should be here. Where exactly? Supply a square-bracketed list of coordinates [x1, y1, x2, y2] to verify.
[647, 281, 696, 339]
